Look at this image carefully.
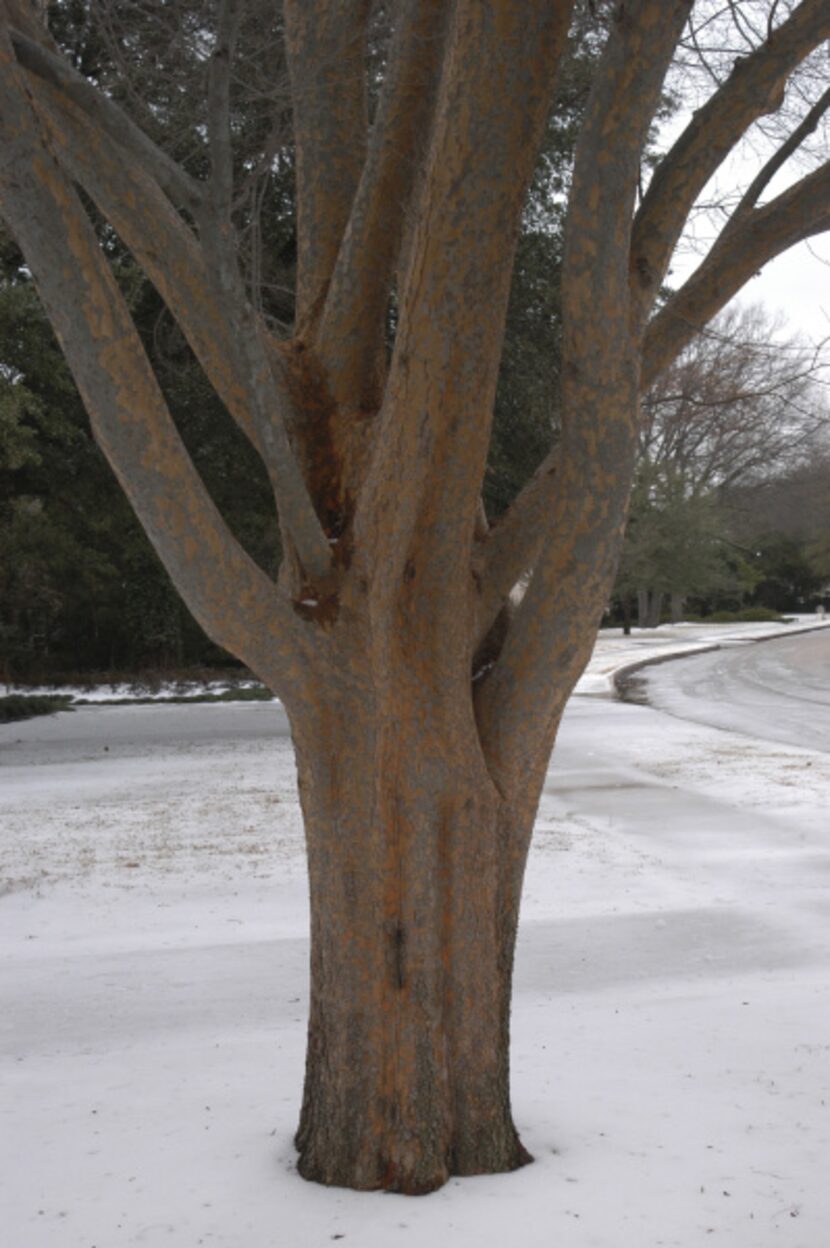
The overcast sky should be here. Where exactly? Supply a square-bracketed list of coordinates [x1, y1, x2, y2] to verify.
[736, 236, 830, 346]
[667, 231, 830, 349]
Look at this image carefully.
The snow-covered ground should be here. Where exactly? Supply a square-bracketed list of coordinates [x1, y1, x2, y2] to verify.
[2, 620, 829, 1247]
[0, 677, 266, 703]
[5, 612, 825, 704]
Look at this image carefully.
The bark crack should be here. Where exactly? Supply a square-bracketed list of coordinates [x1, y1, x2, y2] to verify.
[392, 921, 406, 990]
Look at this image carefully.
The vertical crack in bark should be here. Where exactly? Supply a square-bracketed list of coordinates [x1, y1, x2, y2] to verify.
[392, 921, 406, 990]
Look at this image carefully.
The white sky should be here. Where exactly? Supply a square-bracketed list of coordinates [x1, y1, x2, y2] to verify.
[731, 237, 830, 346]
[667, 232, 830, 349]
[656, 5, 830, 352]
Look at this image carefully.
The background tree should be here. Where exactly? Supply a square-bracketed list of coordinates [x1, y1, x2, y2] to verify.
[1, 0, 830, 1195]
[614, 304, 829, 625]
[615, 464, 755, 626]
[730, 447, 830, 610]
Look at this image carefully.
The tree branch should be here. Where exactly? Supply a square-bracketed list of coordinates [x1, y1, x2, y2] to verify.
[355, 0, 574, 627]
[9, 27, 204, 215]
[0, 43, 299, 686]
[15, 6, 333, 589]
[314, 0, 451, 413]
[283, 0, 372, 338]
[205, 0, 241, 223]
[20, 71, 261, 453]
[198, 0, 334, 588]
[642, 160, 830, 389]
[473, 451, 558, 647]
[476, 0, 694, 796]
[630, 0, 830, 327]
[726, 81, 830, 226]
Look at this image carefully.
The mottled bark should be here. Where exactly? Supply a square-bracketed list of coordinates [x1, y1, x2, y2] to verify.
[283, 0, 372, 337]
[0, 40, 293, 681]
[475, 0, 693, 791]
[287, 619, 537, 1193]
[2, 0, 829, 1198]
[315, 0, 452, 412]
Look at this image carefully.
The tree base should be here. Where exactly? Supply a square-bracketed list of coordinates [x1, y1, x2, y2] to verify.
[295, 1123, 532, 1194]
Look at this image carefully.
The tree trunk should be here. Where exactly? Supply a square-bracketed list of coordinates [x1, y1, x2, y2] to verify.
[287, 675, 534, 1193]
[670, 592, 684, 624]
[638, 589, 664, 628]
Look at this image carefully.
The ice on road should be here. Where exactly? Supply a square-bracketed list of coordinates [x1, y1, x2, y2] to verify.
[644, 627, 830, 752]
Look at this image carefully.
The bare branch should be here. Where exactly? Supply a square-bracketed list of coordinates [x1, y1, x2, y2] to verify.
[205, 0, 242, 221]
[726, 81, 830, 225]
[476, 0, 694, 795]
[643, 159, 830, 389]
[630, 0, 830, 326]
[14, 12, 333, 590]
[198, 0, 334, 588]
[9, 27, 204, 214]
[473, 452, 557, 647]
[21, 72, 260, 453]
[355, 0, 574, 619]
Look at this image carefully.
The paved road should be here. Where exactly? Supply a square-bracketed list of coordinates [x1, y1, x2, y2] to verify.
[0, 698, 291, 769]
[642, 625, 830, 753]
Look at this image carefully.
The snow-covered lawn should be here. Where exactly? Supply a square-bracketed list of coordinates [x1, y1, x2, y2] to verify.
[2, 621, 829, 1247]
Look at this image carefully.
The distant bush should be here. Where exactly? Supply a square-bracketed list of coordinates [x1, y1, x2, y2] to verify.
[0, 694, 75, 723]
[732, 607, 789, 623]
[685, 607, 787, 624]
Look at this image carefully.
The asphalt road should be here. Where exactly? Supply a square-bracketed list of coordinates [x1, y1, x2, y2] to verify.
[642, 626, 830, 753]
[0, 698, 291, 769]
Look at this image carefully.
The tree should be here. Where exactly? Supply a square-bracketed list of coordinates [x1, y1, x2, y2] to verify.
[615, 463, 751, 626]
[1, 0, 829, 1194]
[616, 304, 829, 624]
[729, 448, 830, 608]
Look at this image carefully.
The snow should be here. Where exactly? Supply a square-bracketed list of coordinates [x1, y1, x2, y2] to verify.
[2, 621, 830, 1246]
[0, 678, 271, 703]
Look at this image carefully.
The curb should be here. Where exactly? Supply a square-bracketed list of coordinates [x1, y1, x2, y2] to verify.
[612, 621, 830, 705]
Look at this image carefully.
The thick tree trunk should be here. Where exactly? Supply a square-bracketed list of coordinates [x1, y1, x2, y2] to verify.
[287, 679, 533, 1193]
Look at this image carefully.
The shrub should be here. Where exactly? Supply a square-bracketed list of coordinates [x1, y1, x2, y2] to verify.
[0, 693, 75, 722]
[684, 607, 786, 624]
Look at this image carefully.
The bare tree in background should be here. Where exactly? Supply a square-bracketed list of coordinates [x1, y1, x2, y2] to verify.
[642, 304, 829, 496]
[1, 0, 830, 1194]
[622, 304, 829, 624]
